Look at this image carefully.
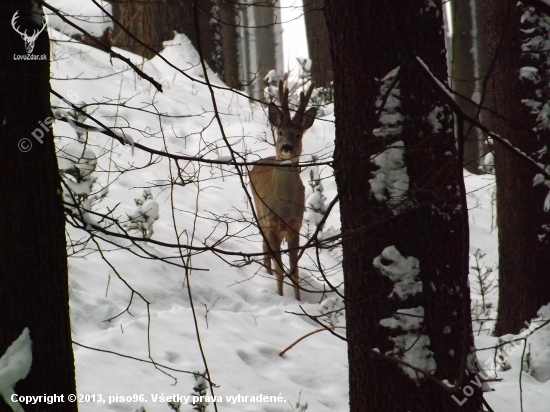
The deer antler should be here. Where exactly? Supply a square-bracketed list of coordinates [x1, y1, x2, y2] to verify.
[276, 80, 291, 123]
[11, 10, 48, 40]
[11, 11, 26, 37]
[292, 82, 315, 125]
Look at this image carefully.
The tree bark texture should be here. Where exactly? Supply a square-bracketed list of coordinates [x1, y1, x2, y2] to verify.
[482, 1, 550, 335]
[450, 0, 483, 173]
[218, 0, 240, 88]
[111, 0, 228, 78]
[0, 2, 77, 410]
[325, 0, 483, 410]
[303, 0, 332, 88]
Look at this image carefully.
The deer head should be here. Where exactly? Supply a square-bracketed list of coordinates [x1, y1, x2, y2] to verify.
[268, 80, 317, 163]
[12, 10, 48, 54]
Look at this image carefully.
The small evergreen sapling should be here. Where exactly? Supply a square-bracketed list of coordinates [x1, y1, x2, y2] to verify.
[470, 249, 497, 334]
[167, 400, 181, 411]
[303, 163, 341, 243]
[319, 296, 344, 327]
[191, 372, 208, 412]
[304, 163, 327, 234]
[125, 189, 160, 238]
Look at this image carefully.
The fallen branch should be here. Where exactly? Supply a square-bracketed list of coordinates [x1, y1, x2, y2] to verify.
[279, 326, 346, 357]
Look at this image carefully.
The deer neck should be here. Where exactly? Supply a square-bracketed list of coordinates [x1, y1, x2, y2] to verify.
[271, 158, 301, 196]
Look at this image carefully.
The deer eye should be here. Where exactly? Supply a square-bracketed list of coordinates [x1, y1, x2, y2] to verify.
[278, 131, 283, 136]
[296, 133, 301, 139]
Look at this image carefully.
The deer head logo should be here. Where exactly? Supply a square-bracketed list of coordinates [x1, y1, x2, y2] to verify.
[12, 10, 48, 54]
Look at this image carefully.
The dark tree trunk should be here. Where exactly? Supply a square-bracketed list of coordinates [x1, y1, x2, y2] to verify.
[111, 0, 224, 76]
[303, 0, 332, 88]
[0, 2, 77, 411]
[218, 0, 240, 88]
[111, 0, 169, 58]
[325, 0, 483, 410]
[482, 1, 550, 335]
[450, 0, 483, 174]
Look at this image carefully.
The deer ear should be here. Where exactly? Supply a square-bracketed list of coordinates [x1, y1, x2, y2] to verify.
[300, 107, 317, 130]
[268, 103, 284, 127]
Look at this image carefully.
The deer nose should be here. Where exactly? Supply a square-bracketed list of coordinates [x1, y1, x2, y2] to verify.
[281, 144, 293, 153]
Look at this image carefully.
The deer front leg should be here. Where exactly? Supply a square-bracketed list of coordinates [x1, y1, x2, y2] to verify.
[266, 230, 284, 296]
[287, 231, 301, 301]
[262, 236, 272, 276]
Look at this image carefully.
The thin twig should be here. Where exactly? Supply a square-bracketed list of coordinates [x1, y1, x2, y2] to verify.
[279, 326, 345, 357]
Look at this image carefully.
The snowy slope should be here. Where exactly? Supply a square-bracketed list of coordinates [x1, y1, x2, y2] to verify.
[45, 19, 550, 412]
[50, 27, 344, 412]
[47, 0, 112, 37]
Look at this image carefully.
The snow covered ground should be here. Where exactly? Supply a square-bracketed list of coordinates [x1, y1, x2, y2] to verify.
[466, 174, 550, 412]
[42, 13, 550, 412]
[50, 24, 344, 412]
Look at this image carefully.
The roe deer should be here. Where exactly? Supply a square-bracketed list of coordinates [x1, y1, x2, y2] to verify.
[250, 80, 317, 300]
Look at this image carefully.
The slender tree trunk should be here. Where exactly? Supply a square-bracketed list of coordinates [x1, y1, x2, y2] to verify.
[249, 1, 281, 100]
[450, 0, 483, 173]
[325, 0, 483, 410]
[303, 0, 332, 88]
[474, 0, 494, 157]
[0, 2, 77, 410]
[218, 0, 240, 88]
[237, 1, 284, 99]
[482, 1, 550, 335]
